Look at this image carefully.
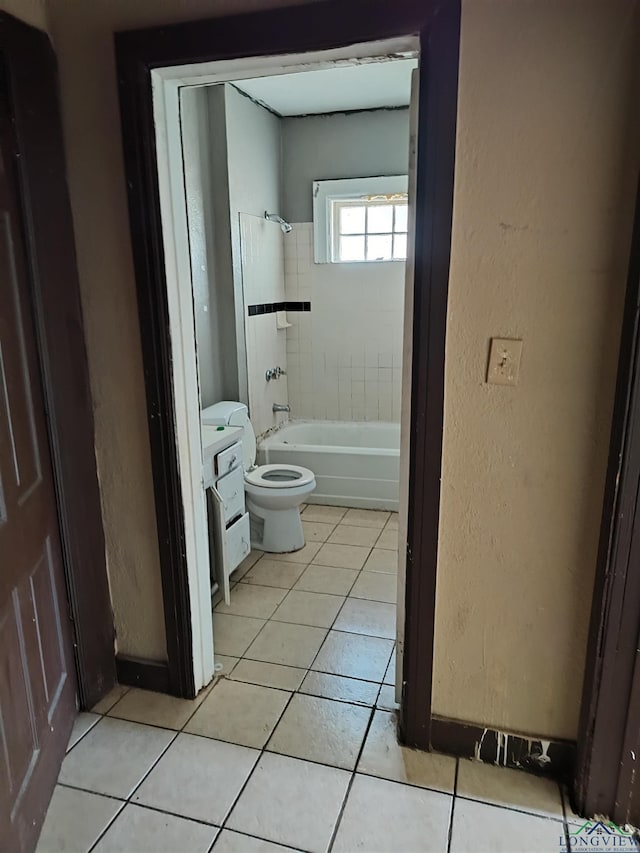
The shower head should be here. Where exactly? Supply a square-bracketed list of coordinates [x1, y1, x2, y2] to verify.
[264, 211, 292, 234]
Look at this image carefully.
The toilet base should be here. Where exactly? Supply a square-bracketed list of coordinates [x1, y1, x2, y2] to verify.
[246, 498, 305, 553]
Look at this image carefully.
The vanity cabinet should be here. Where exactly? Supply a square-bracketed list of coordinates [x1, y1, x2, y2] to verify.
[202, 427, 250, 605]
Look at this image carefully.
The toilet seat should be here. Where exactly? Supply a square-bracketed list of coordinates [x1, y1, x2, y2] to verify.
[245, 463, 315, 489]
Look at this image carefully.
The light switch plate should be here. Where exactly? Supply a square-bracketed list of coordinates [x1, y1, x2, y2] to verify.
[487, 338, 523, 386]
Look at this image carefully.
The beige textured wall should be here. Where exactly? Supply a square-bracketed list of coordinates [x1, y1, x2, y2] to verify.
[432, 0, 640, 740]
[0, 0, 48, 30]
[43, 0, 310, 660]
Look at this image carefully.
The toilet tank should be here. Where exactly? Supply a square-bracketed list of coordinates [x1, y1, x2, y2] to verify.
[201, 401, 249, 427]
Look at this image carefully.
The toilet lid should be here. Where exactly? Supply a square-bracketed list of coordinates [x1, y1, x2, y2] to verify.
[244, 463, 315, 489]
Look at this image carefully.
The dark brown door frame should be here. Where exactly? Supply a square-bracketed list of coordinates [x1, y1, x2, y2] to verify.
[115, 0, 460, 742]
[574, 179, 640, 824]
[0, 13, 115, 710]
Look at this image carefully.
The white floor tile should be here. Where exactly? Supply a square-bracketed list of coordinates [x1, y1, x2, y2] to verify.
[273, 541, 321, 563]
[302, 505, 347, 524]
[333, 598, 396, 639]
[92, 804, 217, 853]
[227, 752, 350, 853]
[107, 686, 207, 730]
[312, 542, 371, 570]
[333, 774, 451, 853]
[457, 760, 564, 818]
[375, 528, 398, 551]
[267, 693, 371, 770]
[36, 786, 123, 853]
[376, 684, 399, 711]
[214, 654, 239, 676]
[66, 713, 101, 752]
[271, 589, 345, 628]
[342, 508, 390, 528]
[214, 583, 287, 619]
[313, 630, 394, 682]
[213, 830, 294, 852]
[184, 679, 290, 749]
[449, 798, 564, 853]
[212, 613, 266, 657]
[384, 650, 396, 686]
[300, 671, 379, 706]
[302, 520, 336, 542]
[58, 718, 174, 799]
[241, 559, 307, 589]
[349, 571, 397, 603]
[245, 620, 327, 668]
[90, 685, 129, 715]
[363, 548, 398, 574]
[133, 733, 259, 824]
[294, 564, 358, 596]
[358, 710, 456, 792]
[230, 659, 306, 691]
[329, 524, 381, 547]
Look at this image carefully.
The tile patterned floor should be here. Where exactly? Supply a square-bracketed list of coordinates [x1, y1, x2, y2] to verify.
[39, 506, 585, 852]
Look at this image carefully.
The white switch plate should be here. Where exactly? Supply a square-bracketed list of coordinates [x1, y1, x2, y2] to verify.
[487, 338, 523, 386]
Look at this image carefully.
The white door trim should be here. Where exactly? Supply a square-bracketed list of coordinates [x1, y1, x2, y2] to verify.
[151, 35, 419, 692]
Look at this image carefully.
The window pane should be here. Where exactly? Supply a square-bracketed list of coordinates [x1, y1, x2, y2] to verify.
[393, 233, 407, 260]
[394, 204, 408, 231]
[367, 234, 393, 261]
[340, 235, 365, 261]
[340, 205, 365, 234]
[368, 204, 393, 233]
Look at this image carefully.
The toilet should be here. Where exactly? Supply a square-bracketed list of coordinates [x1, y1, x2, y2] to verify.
[201, 402, 316, 553]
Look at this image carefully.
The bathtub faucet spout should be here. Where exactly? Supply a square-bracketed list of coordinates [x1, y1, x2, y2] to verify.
[273, 403, 290, 413]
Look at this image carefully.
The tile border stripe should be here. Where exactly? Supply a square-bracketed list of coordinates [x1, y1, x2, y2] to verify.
[247, 301, 311, 317]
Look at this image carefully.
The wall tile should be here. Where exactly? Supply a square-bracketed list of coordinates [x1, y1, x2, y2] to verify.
[285, 222, 404, 423]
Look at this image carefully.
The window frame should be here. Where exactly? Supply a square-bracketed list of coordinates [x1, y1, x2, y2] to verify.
[332, 196, 409, 263]
[313, 175, 409, 263]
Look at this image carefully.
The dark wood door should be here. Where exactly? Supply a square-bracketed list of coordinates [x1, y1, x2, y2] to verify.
[0, 93, 77, 852]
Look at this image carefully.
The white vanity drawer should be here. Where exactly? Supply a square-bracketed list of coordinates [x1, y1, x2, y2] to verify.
[215, 441, 242, 476]
[216, 465, 245, 524]
[225, 512, 250, 574]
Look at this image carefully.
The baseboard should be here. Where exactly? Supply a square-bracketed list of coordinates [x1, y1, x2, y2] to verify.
[431, 715, 576, 781]
[115, 655, 170, 693]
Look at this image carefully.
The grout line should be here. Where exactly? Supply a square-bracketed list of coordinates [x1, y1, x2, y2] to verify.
[212, 828, 304, 853]
[259, 687, 300, 754]
[453, 793, 566, 823]
[85, 797, 127, 851]
[446, 758, 459, 853]
[57, 781, 128, 803]
[327, 704, 377, 852]
[85, 730, 181, 853]
[213, 696, 296, 841]
[107, 798, 223, 830]
[560, 784, 572, 853]
[227, 650, 390, 685]
[64, 714, 102, 756]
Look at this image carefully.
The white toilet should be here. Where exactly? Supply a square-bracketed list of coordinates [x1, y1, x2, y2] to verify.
[201, 402, 316, 553]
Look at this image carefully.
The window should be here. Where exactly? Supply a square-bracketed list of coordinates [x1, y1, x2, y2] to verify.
[333, 196, 408, 262]
[313, 176, 409, 263]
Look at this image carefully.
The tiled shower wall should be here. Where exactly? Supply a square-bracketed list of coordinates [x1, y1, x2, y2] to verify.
[285, 223, 405, 422]
[240, 213, 289, 437]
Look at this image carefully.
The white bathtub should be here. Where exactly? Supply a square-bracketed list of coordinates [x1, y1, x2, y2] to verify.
[258, 420, 401, 510]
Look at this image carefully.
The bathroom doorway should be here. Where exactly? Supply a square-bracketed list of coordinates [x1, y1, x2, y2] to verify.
[176, 49, 415, 717]
[181, 58, 415, 717]
[116, 0, 460, 748]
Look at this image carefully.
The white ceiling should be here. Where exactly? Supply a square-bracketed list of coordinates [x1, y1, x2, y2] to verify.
[233, 58, 417, 117]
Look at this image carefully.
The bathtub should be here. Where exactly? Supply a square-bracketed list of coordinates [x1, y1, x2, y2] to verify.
[258, 420, 401, 511]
